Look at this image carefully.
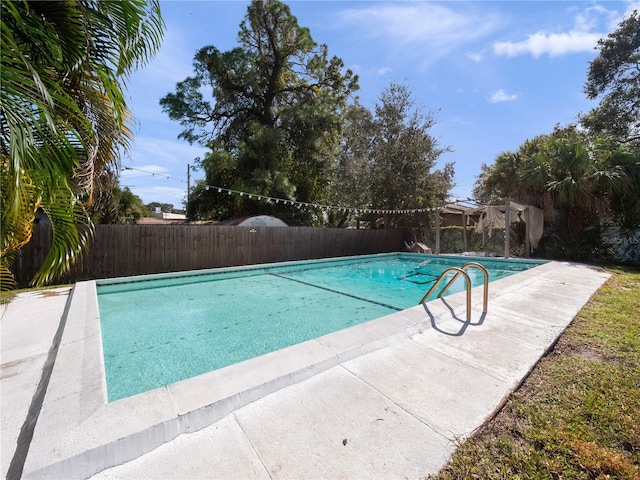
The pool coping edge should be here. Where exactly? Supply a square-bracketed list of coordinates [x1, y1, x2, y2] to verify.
[22, 258, 564, 479]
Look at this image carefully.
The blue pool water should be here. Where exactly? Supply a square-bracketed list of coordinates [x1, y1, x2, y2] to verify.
[98, 254, 544, 401]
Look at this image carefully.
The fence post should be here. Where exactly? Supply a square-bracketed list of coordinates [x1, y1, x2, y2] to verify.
[504, 198, 510, 258]
[462, 211, 468, 252]
[435, 207, 441, 254]
[525, 205, 530, 257]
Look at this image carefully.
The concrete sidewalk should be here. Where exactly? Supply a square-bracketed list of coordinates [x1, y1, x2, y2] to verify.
[1, 261, 610, 479]
[1, 287, 72, 479]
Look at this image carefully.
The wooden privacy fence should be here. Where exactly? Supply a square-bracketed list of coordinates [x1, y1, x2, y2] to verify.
[16, 224, 408, 286]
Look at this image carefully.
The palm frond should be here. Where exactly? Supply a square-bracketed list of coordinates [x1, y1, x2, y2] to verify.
[1, 0, 164, 287]
[30, 172, 94, 286]
[0, 252, 17, 292]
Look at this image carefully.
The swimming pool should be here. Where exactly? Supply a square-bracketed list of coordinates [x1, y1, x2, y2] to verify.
[98, 253, 545, 401]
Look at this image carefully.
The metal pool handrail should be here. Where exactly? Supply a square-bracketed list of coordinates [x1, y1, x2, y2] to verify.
[440, 262, 489, 313]
[420, 267, 472, 320]
[419, 262, 489, 321]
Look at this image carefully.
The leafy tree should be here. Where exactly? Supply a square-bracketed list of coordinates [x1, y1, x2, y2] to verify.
[328, 102, 375, 227]
[578, 9, 640, 228]
[116, 188, 149, 224]
[368, 83, 453, 228]
[592, 138, 640, 228]
[472, 152, 522, 204]
[91, 174, 149, 224]
[581, 10, 640, 143]
[161, 0, 358, 224]
[146, 202, 179, 214]
[328, 84, 453, 229]
[1, 0, 164, 288]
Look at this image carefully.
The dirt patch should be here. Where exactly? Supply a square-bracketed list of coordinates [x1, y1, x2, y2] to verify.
[551, 340, 606, 363]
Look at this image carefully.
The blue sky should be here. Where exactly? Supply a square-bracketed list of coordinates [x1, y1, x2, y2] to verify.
[121, 0, 640, 209]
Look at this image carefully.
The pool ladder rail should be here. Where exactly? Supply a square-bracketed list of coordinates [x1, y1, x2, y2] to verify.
[419, 262, 489, 321]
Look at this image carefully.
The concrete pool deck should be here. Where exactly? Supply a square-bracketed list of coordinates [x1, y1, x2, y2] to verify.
[1, 260, 610, 479]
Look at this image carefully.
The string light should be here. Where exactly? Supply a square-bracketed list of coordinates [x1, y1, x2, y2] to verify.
[122, 166, 436, 215]
[122, 166, 172, 179]
[204, 184, 436, 215]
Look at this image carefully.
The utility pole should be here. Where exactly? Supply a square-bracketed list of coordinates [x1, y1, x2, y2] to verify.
[186, 163, 190, 205]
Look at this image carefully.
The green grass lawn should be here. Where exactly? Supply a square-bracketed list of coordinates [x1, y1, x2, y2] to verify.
[429, 265, 640, 480]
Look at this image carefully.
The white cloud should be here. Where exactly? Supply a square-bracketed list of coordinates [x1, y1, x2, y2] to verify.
[125, 24, 202, 126]
[376, 67, 392, 76]
[137, 23, 197, 85]
[466, 52, 483, 63]
[492, 4, 626, 58]
[487, 89, 518, 103]
[450, 116, 474, 126]
[338, 3, 502, 65]
[574, 5, 609, 32]
[494, 30, 602, 57]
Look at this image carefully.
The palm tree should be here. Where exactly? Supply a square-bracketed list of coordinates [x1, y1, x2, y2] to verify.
[475, 151, 523, 202]
[1, 0, 164, 288]
[520, 126, 625, 240]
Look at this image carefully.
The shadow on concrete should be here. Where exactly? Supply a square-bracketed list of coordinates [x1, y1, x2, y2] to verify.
[422, 300, 487, 337]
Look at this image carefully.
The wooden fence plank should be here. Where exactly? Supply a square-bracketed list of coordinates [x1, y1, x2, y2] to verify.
[15, 225, 408, 286]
